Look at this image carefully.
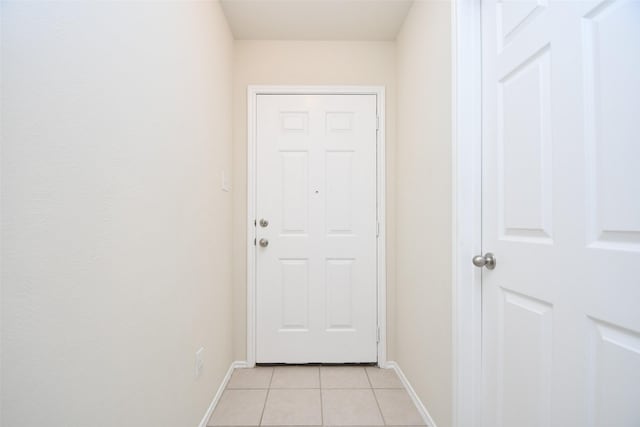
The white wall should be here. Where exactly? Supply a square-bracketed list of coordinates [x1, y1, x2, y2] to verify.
[0, 3, 3, 423]
[1, 2, 234, 426]
[0, 3, 4, 422]
[232, 41, 397, 361]
[396, 2, 453, 426]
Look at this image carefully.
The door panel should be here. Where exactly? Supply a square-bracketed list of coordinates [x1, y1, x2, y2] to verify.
[325, 151, 355, 234]
[482, 1, 640, 426]
[325, 258, 355, 330]
[499, 290, 553, 427]
[588, 320, 640, 426]
[281, 152, 309, 234]
[280, 259, 309, 330]
[498, 44, 552, 243]
[256, 94, 378, 364]
[583, 0, 640, 250]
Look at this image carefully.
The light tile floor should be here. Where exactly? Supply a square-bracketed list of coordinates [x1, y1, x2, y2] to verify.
[207, 365, 426, 427]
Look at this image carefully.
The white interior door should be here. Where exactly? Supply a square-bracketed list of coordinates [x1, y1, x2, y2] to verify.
[481, 1, 640, 426]
[255, 93, 378, 364]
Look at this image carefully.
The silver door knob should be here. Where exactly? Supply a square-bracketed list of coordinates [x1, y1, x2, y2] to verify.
[259, 218, 269, 227]
[472, 252, 496, 270]
[259, 238, 269, 247]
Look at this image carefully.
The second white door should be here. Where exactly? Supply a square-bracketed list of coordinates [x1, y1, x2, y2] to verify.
[255, 93, 379, 364]
[481, 1, 640, 426]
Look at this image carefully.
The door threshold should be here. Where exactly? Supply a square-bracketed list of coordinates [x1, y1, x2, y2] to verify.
[256, 362, 377, 367]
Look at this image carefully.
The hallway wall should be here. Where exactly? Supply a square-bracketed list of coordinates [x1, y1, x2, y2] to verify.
[396, 1, 453, 426]
[1, 2, 234, 426]
[232, 40, 397, 362]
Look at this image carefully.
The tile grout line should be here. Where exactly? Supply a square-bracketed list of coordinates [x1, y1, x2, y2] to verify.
[319, 367, 324, 426]
[257, 368, 275, 426]
[268, 366, 275, 388]
[367, 368, 388, 426]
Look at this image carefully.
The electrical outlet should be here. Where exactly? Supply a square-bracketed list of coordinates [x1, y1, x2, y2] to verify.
[195, 347, 204, 378]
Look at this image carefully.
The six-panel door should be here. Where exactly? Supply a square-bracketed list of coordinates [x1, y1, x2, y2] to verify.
[256, 94, 378, 364]
[482, 1, 640, 426]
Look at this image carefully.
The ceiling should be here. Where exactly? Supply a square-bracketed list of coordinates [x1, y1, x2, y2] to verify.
[220, 0, 414, 41]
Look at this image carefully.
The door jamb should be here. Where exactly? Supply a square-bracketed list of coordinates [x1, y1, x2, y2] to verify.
[246, 85, 387, 367]
[451, 1, 483, 427]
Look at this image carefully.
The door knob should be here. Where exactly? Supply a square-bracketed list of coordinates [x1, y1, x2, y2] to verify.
[259, 218, 269, 227]
[259, 238, 269, 247]
[472, 252, 496, 270]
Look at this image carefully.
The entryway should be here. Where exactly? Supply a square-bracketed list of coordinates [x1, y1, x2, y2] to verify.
[7, 1, 639, 426]
[206, 366, 425, 426]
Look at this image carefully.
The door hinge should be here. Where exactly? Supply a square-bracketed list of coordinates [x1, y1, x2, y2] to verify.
[376, 326, 381, 343]
[254, 238, 256, 246]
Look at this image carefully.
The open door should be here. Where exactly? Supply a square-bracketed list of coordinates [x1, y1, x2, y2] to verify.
[480, 1, 640, 425]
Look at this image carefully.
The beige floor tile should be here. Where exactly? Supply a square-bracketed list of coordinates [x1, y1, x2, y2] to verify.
[208, 389, 267, 426]
[270, 366, 320, 389]
[261, 389, 322, 426]
[374, 389, 426, 426]
[321, 389, 384, 426]
[365, 368, 403, 389]
[320, 366, 370, 389]
[227, 367, 273, 389]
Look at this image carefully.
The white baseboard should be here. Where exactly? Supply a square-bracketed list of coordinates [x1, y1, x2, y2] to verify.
[198, 361, 247, 427]
[233, 360, 251, 369]
[381, 361, 438, 427]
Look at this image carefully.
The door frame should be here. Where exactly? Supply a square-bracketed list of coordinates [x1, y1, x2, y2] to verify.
[246, 85, 387, 367]
[451, 1, 483, 427]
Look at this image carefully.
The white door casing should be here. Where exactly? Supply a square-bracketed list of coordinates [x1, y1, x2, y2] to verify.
[481, 1, 640, 427]
[452, 1, 483, 426]
[248, 88, 385, 364]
